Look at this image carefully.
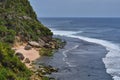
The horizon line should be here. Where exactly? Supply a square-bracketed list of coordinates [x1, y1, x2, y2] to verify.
[38, 16, 120, 18]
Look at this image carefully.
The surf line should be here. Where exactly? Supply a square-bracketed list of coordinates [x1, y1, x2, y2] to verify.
[68, 35, 120, 80]
[62, 45, 79, 67]
[52, 29, 120, 80]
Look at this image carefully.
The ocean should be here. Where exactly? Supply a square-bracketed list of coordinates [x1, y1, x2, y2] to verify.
[38, 18, 120, 80]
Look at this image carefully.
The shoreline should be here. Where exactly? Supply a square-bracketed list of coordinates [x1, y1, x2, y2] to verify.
[51, 28, 120, 80]
[12, 36, 113, 80]
[35, 36, 113, 80]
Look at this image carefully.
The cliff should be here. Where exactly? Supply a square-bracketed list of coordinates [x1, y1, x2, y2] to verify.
[0, 0, 55, 80]
[0, 0, 53, 43]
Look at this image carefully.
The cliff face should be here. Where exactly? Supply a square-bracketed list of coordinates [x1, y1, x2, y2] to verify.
[0, 0, 53, 43]
[0, 0, 53, 80]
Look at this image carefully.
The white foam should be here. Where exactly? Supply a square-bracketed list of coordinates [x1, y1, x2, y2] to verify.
[65, 61, 76, 67]
[63, 50, 69, 58]
[51, 28, 83, 36]
[62, 45, 79, 67]
[51, 29, 120, 80]
[113, 76, 120, 80]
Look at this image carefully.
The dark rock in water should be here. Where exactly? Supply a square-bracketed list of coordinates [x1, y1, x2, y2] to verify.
[59, 39, 66, 48]
[15, 52, 24, 60]
[49, 77, 56, 80]
[39, 65, 44, 68]
[49, 41, 56, 49]
[24, 45, 32, 50]
[24, 58, 30, 63]
[88, 74, 91, 77]
[38, 64, 59, 75]
[39, 68, 47, 75]
[49, 67, 59, 72]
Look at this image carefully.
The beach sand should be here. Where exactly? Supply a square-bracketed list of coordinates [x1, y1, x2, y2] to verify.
[13, 44, 40, 68]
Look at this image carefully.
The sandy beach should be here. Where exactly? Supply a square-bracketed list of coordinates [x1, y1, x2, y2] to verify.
[13, 44, 40, 68]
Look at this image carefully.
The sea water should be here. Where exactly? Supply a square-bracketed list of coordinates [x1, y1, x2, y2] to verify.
[39, 17, 120, 80]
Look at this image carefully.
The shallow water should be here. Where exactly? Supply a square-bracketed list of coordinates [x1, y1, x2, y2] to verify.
[39, 18, 120, 80]
[36, 36, 112, 80]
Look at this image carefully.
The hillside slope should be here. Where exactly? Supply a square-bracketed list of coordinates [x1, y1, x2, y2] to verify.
[0, 0, 54, 80]
[0, 0, 53, 43]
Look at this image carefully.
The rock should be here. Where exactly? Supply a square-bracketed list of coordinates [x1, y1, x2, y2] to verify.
[49, 77, 56, 80]
[44, 43, 51, 48]
[23, 16, 31, 20]
[28, 41, 40, 48]
[29, 64, 33, 66]
[38, 38, 45, 47]
[24, 58, 30, 63]
[35, 72, 39, 75]
[50, 67, 59, 72]
[39, 68, 46, 75]
[37, 30, 41, 34]
[41, 36, 52, 43]
[24, 45, 32, 50]
[49, 42, 56, 49]
[30, 74, 41, 80]
[39, 65, 44, 68]
[15, 52, 24, 60]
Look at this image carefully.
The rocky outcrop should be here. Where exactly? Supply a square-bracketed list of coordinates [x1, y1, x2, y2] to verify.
[44, 43, 51, 48]
[41, 36, 52, 43]
[38, 65, 59, 75]
[24, 58, 30, 63]
[28, 41, 40, 48]
[38, 38, 46, 47]
[23, 16, 31, 20]
[28, 38, 57, 48]
[24, 45, 32, 50]
[15, 52, 25, 60]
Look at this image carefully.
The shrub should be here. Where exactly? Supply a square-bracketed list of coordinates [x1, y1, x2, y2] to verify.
[0, 42, 32, 80]
[39, 48, 53, 56]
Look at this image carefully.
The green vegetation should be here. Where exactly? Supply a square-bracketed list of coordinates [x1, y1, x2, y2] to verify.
[53, 38, 66, 49]
[0, 26, 16, 43]
[41, 77, 49, 80]
[0, 42, 32, 80]
[39, 38, 66, 56]
[0, 0, 54, 80]
[0, 0, 53, 42]
[39, 48, 53, 56]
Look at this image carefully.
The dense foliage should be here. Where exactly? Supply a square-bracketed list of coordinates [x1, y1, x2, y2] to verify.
[0, 42, 32, 80]
[0, 0, 53, 42]
[0, 0, 53, 79]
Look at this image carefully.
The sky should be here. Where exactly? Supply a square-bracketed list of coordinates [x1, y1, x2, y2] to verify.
[29, 0, 120, 17]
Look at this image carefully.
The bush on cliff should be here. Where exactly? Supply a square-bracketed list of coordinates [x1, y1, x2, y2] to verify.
[0, 42, 32, 80]
[0, 0, 53, 79]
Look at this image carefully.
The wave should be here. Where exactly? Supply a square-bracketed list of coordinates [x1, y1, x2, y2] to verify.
[62, 45, 79, 67]
[51, 29, 120, 80]
[50, 28, 83, 36]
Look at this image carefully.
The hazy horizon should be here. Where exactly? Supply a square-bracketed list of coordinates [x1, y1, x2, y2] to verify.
[30, 0, 120, 17]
